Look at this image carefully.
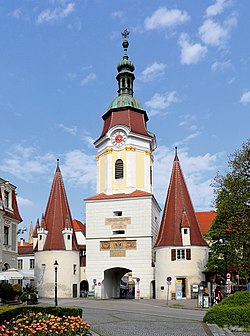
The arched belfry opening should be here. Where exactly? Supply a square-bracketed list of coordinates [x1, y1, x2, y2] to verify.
[115, 159, 124, 179]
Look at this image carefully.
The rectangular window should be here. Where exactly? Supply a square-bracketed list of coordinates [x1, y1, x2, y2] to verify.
[67, 235, 71, 240]
[73, 264, 76, 275]
[4, 191, 9, 208]
[18, 259, 23, 270]
[177, 249, 185, 260]
[113, 211, 122, 216]
[30, 259, 35, 269]
[172, 249, 192, 261]
[4, 226, 9, 245]
[171, 249, 176, 261]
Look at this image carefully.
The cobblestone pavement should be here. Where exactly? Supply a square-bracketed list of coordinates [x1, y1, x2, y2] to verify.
[38, 298, 250, 336]
[84, 308, 209, 336]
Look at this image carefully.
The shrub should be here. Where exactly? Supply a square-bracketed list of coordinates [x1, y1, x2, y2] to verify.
[219, 291, 250, 306]
[203, 291, 250, 328]
[0, 283, 15, 302]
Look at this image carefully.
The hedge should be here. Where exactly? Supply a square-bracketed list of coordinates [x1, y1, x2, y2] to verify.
[203, 291, 250, 328]
[0, 305, 83, 324]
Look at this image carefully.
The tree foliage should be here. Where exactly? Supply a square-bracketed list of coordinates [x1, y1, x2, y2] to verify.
[206, 139, 250, 282]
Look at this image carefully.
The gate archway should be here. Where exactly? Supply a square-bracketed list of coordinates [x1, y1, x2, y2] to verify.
[103, 267, 131, 299]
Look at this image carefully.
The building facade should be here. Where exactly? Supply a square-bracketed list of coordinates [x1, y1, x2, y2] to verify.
[0, 178, 22, 272]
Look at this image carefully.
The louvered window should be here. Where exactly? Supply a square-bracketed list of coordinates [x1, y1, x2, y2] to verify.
[115, 159, 124, 179]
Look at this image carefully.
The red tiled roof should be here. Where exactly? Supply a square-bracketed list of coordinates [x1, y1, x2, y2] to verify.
[155, 151, 208, 248]
[0, 189, 22, 222]
[18, 244, 33, 254]
[72, 219, 86, 236]
[99, 107, 151, 139]
[32, 221, 39, 238]
[85, 190, 153, 201]
[196, 211, 216, 235]
[42, 163, 78, 251]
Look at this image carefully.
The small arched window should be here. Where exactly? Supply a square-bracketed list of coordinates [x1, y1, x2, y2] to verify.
[115, 159, 124, 179]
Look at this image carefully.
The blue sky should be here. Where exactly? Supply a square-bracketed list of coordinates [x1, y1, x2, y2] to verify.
[0, 0, 249, 237]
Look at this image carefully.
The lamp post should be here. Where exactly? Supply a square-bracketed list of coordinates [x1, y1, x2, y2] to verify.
[54, 260, 59, 306]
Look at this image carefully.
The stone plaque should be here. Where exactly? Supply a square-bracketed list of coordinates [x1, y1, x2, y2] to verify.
[110, 250, 126, 257]
[105, 217, 131, 226]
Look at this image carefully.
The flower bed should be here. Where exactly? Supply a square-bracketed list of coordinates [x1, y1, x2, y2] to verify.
[0, 311, 92, 335]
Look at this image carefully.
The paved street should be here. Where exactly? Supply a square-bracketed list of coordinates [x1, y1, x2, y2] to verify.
[38, 298, 250, 336]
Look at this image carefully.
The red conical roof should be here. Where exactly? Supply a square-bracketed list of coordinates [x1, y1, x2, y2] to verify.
[42, 160, 78, 251]
[155, 148, 207, 247]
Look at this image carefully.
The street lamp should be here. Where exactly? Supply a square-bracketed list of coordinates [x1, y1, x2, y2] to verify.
[54, 260, 59, 306]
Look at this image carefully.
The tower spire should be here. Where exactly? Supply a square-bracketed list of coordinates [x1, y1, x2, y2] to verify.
[116, 29, 135, 97]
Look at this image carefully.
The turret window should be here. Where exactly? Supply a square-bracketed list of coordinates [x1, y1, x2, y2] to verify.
[115, 159, 124, 179]
[171, 248, 191, 261]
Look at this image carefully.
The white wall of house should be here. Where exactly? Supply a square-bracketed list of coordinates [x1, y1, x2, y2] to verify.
[155, 245, 209, 299]
[35, 250, 80, 298]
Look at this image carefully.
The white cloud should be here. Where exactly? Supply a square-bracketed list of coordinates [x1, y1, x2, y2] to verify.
[58, 123, 77, 135]
[0, 145, 56, 181]
[17, 196, 33, 207]
[81, 133, 95, 148]
[61, 150, 96, 188]
[198, 18, 236, 47]
[178, 33, 207, 65]
[154, 146, 218, 210]
[80, 72, 96, 86]
[36, 2, 75, 24]
[206, 0, 231, 17]
[0, 145, 96, 190]
[111, 11, 124, 19]
[240, 90, 250, 105]
[144, 7, 190, 30]
[211, 59, 232, 72]
[145, 91, 178, 117]
[9, 8, 23, 19]
[139, 62, 167, 82]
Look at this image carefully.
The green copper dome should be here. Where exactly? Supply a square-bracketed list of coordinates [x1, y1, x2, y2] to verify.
[107, 29, 142, 111]
[108, 95, 142, 110]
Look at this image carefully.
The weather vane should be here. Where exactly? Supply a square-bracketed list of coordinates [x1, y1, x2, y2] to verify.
[122, 29, 129, 39]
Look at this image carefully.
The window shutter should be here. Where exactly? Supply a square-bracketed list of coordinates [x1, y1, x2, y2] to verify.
[171, 249, 176, 261]
[186, 248, 191, 260]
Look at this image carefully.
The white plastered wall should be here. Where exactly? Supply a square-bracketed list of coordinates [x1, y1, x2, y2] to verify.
[86, 196, 160, 299]
[155, 246, 209, 299]
[35, 250, 80, 298]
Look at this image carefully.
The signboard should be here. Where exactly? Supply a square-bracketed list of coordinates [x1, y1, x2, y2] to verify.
[175, 280, 183, 300]
[167, 276, 172, 282]
[226, 272, 231, 279]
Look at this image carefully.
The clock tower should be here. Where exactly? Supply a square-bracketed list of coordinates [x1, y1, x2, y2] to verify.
[85, 30, 160, 299]
[94, 30, 156, 195]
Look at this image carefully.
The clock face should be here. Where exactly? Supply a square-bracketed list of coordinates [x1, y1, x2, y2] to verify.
[111, 131, 127, 148]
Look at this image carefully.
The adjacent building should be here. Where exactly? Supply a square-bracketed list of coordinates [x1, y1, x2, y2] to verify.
[0, 178, 22, 273]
